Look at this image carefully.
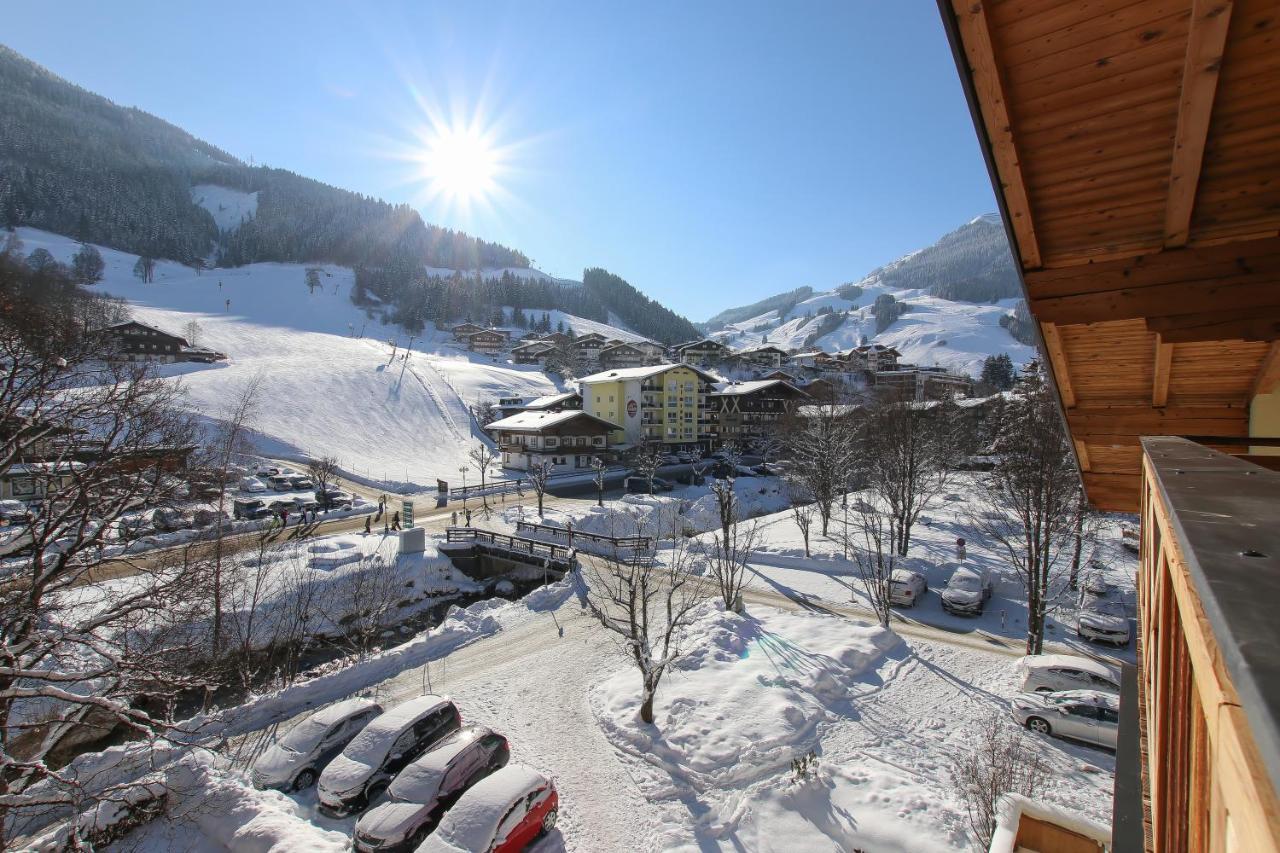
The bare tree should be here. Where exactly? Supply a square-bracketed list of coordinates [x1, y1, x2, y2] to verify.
[844, 494, 898, 628]
[949, 713, 1050, 850]
[526, 460, 553, 517]
[700, 475, 760, 613]
[199, 377, 262, 658]
[306, 454, 340, 512]
[305, 267, 322, 293]
[317, 551, 403, 658]
[970, 361, 1081, 655]
[788, 491, 815, 558]
[182, 319, 201, 349]
[131, 255, 156, 283]
[591, 456, 608, 507]
[783, 403, 855, 536]
[582, 512, 710, 724]
[0, 302, 208, 840]
[856, 397, 958, 557]
[628, 439, 663, 494]
[468, 443, 500, 511]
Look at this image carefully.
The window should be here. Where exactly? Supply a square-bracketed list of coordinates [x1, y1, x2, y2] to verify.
[1065, 704, 1098, 719]
[11, 478, 34, 497]
[1100, 708, 1119, 724]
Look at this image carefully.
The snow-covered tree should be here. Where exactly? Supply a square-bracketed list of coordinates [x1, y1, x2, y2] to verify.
[783, 403, 856, 536]
[583, 512, 710, 724]
[700, 472, 759, 613]
[70, 244, 105, 285]
[526, 459, 553, 516]
[468, 443, 500, 511]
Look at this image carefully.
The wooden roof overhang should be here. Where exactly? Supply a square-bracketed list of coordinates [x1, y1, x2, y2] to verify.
[938, 0, 1280, 511]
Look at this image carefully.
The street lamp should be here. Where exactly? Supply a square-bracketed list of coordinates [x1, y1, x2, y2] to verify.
[458, 466, 468, 510]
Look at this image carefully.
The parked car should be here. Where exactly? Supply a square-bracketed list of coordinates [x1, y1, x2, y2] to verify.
[239, 476, 267, 493]
[292, 496, 321, 513]
[252, 698, 383, 792]
[1011, 689, 1119, 749]
[268, 499, 295, 513]
[675, 451, 694, 463]
[940, 567, 992, 616]
[150, 506, 191, 532]
[316, 487, 354, 509]
[623, 476, 674, 494]
[888, 569, 928, 608]
[289, 476, 315, 490]
[1016, 654, 1120, 695]
[317, 695, 462, 817]
[751, 462, 782, 477]
[232, 498, 273, 521]
[268, 474, 295, 491]
[659, 454, 680, 466]
[0, 499, 32, 525]
[353, 726, 511, 852]
[255, 465, 280, 478]
[416, 764, 559, 853]
[1076, 590, 1131, 647]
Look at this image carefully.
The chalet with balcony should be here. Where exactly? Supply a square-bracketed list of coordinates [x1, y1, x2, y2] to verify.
[99, 321, 187, 363]
[734, 345, 790, 370]
[873, 366, 971, 402]
[570, 333, 609, 369]
[484, 410, 619, 473]
[522, 391, 581, 413]
[706, 379, 808, 450]
[450, 322, 487, 341]
[674, 338, 731, 368]
[511, 340, 559, 365]
[598, 342, 652, 370]
[942, 1, 1280, 849]
[464, 329, 507, 355]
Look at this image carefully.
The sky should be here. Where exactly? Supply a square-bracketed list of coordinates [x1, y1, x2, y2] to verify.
[4, 1, 996, 320]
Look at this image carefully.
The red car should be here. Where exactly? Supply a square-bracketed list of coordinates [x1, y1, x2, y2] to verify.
[415, 764, 558, 853]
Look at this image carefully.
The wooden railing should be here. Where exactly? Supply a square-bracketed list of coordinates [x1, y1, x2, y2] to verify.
[1135, 437, 1280, 852]
[514, 519, 653, 561]
[443, 526, 572, 562]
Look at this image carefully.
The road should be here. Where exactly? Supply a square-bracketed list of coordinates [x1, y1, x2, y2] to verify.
[80, 489, 609, 585]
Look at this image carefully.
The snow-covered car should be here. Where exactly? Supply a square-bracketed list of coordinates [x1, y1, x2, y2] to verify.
[0, 499, 32, 525]
[239, 476, 267, 493]
[289, 476, 315, 490]
[268, 474, 294, 491]
[150, 506, 191, 532]
[1011, 689, 1119, 749]
[232, 498, 272, 521]
[888, 569, 928, 608]
[1076, 592, 1131, 647]
[317, 695, 461, 818]
[292, 496, 321, 513]
[353, 726, 511, 852]
[940, 567, 992, 616]
[255, 466, 280, 478]
[416, 764, 558, 853]
[252, 697, 382, 792]
[1016, 654, 1120, 695]
[316, 487, 354, 509]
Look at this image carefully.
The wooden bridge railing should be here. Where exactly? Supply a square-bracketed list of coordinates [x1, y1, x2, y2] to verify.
[443, 526, 572, 562]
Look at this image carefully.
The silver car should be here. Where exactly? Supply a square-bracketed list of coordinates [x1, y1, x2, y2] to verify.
[889, 569, 927, 608]
[1076, 592, 1131, 646]
[1011, 689, 1119, 750]
[251, 697, 382, 791]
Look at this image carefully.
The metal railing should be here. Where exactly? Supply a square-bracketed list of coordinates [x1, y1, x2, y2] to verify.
[443, 526, 572, 561]
[514, 520, 655, 564]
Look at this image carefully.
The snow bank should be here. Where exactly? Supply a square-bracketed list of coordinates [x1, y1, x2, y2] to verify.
[185, 597, 505, 742]
[591, 603, 899, 792]
[989, 793, 1111, 853]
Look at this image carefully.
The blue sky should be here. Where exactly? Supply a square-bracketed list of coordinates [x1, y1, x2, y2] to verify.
[6, 1, 995, 320]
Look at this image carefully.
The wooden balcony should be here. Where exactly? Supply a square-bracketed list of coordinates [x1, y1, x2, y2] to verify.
[1129, 437, 1280, 852]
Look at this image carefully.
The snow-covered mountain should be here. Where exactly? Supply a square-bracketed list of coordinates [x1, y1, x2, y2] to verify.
[702, 215, 1035, 377]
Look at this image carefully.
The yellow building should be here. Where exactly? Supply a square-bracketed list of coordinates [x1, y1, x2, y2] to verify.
[578, 363, 719, 449]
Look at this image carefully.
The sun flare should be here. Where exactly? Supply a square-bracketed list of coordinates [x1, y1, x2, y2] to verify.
[418, 123, 498, 203]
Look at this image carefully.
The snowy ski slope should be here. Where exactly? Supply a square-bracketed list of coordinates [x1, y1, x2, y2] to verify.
[18, 228, 588, 491]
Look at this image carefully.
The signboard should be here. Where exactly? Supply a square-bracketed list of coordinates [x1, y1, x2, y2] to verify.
[402, 499, 415, 529]
[436, 479, 448, 494]
[626, 399, 638, 418]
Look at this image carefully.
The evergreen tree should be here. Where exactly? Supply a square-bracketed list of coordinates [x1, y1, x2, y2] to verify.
[980, 353, 1015, 391]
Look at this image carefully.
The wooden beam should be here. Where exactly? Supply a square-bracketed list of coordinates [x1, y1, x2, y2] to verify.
[1154, 335, 1174, 406]
[1146, 309, 1280, 344]
[950, 0, 1041, 269]
[1066, 405, 1249, 439]
[1255, 342, 1280, 396]
[1074, 439, 1092, 473]
[1040, 322, 1075, 407]
[1164, 0, 1234, 247]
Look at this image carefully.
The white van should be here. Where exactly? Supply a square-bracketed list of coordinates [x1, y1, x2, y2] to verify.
[1016, 654, 1120, 695]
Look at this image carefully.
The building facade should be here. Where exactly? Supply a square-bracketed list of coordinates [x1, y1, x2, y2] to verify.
[484, 410, 618, 472]
[706, 379, 808, 449]
[580, 363, 718, 450]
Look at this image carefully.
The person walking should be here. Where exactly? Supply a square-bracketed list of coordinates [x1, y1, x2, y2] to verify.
[451, 510, 458, 526]
[364, 515, 372, 535]
[391, 511, 401, 531]
[464, 508, 472, 526]
[280, 508, 289, 527]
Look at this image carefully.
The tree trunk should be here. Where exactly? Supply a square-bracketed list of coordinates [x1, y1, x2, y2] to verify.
[1069, 495, 1085, 589]
[640, 691, 655, 724]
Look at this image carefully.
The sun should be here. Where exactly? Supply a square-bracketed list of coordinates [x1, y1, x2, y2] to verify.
[418, 123, 498, 203]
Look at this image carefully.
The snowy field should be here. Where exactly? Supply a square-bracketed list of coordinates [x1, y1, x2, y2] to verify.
[16, 228, 610, 491]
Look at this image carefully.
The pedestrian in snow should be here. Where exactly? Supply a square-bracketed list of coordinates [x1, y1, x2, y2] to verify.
[364, 516, 372, 535]
[451, 510, 458, 526]
[956, 537, 967, 562]
[391, 511, 401, 531]
[464, 508, 472, 526]
[280, 508, 289, 526]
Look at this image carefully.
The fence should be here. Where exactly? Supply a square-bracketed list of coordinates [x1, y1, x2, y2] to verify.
[514, 520, 655, 564]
